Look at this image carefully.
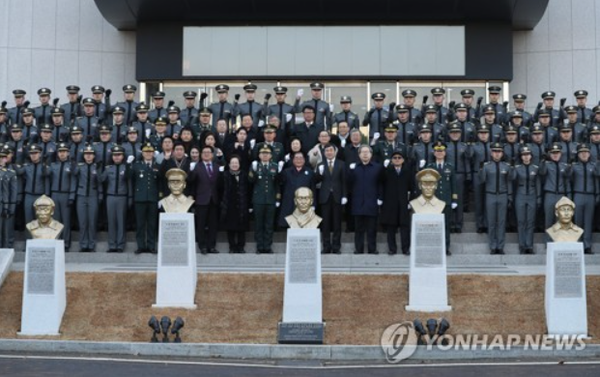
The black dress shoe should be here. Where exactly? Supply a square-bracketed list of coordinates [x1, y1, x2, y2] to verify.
[149, 249, 157, 254]
[368, 250, 379, 255]
[477, 228, 485, 234]
[134, 249, 145, 254]
[200, 248, 208, 254]
[402, 249, 410, 255]
[79, 248, 88, 253]
[455, 229, 462, 234]
[446, 249, 452, 256]
[332, 249, 341, 255]
[585, 248, 594, 255]
[107, 248, 117, 253]
[239, 249, 246, 254]
[116, 249, 124, 253]
[208, 248, 219, 254]
[490, 249, 496, 255]
[354, 250, 364, 254]
[256, 249, 262, 254]
[263, 249, 273, 254]
[497, 249, 505, 255]
[388, 250, 397, 255]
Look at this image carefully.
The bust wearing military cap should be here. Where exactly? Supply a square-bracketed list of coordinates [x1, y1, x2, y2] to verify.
[159, 168, 195, 213]
[26, 195, 64, 239]
[546, 197, 583, 242]
[410, 168, 445, 214]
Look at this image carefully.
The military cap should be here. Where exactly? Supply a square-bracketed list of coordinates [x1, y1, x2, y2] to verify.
[537, 108, 551, 116]
[555, 196, 575, 210]
[51, 107, 64, 116]
[431, 87, 445, 95]
[259, 144, 273, 154]
[590, 124, 600, 134]
[122, 84, 137, 93]
[520, 145, 532, 155]
[371, 92, 385, 101]
[384, 123, 398, 132]
[549, 143, 562, 153]
[57, 142, 69, 152]
[136, 103, 150, 112]
[91, 85, 105, 94]
[0, 106, 7, 114]
[70, 125, 83, 134]
[454, 103, 468, 111]
[28, 144, 42, 153]
[395, 104, 409, 112]
[505, 124, 517, 134]
[155, 117, 167, 125]
[1, 144, 13, 154]
[83, 144, 95, 154]
[391, 148, 405, 158]
[215, 84, 230, 93]
[483, 105, 495, 114]
[402, 89, 417, 97]
[82, 97, 95, 106]
[264, 124, 278, 133]
[340, 95, 352, 103]
[574, 90, 588, 98]
[166, 106, 179, 114]
[127, 126, 138, 134]
[199, 107, 212, 115]
[419, 124, 432, 133]
[243, 84, 258, 92]
[433, 141, 446, 151]
[66, 85, 80, 94]
[98, 124, 112, 133]
[141, 142, 155, 152]
[416, 168, 441, 182]
[488, 86, 502, 94]
[541, 91, 556, 99]
[310, 82, 324, 90]
[491, 142, 504, 151]
[593, 105, 600, 114]
[33, 195, 55, 208]
[111, 145, 125, 154]
[39, 124, 53, 132]
[460, 89, 475, 97]
[10, 124, 22, 132]
[477, 124, 490, 133]
[165, 168, 187, 180]
[424, 104, 437, 113]
[559, 123, 572, 132]
[12, 89, 26, 97]
[511, 111, 523, 118]
[577, 143, 590, 153]
[152, 91, 165, 98]
[448, 122, 462, 133]
[112, 106, 125, 115]
[564, 105, 578, 114]
[273, 86, 287, 94]
[37, 88, 51, 96]
[0, 148, 7, 158]
[21, 108, 34, 116]
[183, 91, 197, 99]
[513, 93, 527, 101]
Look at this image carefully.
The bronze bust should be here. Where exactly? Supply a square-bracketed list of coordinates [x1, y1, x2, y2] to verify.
[546, 196, 583, 242]
[159, 168, 195, 213]
[26, 195, 64, 240]
[410, 168, 445, 214]
[285, 187, 322, 229]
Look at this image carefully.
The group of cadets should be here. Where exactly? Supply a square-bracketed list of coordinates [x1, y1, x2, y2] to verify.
[1, 82, 600, 255]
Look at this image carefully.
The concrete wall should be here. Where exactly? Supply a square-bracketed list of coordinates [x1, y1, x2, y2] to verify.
[0, 0, 136, 106]
[512, 0, 600, 111]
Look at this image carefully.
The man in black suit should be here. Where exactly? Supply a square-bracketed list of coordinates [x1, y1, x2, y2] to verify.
[315, 143, 347, 254]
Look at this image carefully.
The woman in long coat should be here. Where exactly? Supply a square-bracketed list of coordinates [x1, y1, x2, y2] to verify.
[221, 155, 250, 253]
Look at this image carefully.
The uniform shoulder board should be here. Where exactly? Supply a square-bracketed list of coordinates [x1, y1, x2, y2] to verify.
[483, 161, 491, 165]
[76, 116, 83, 120]
[78, 162, 85, 166]
[515, 164, 522, 168]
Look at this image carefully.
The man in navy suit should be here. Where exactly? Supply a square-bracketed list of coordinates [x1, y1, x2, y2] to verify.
[188, 145, 222, 254]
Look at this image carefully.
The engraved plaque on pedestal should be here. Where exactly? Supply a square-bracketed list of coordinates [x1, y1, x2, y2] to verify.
[414, 220, 444, 267]
[160, 219, 189, 267]
[27, 247, 56, 295]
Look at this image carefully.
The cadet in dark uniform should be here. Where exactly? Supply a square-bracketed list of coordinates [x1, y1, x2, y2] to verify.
[252, 124, 285, 162]
[179, 91, 199, 127]
[73, 145, 102, 252]
[427, 141, 456, 254]
[530, 125, 547, 166]
[422, 105, 446, 142]
[296, 82, 332, 130]
[508, 111, 529, 143]
[234, 84, 264, 130]
[94, 125, 115, 169]
[453, 103, 476, 143]
[147, 91, 167, 123]
[412, 124, 434, 169]
[333, 96, 360, 131]
[111, 106, 129, 144]
[534, 91, 562, 127]
[480, 142, 512, 254]
[511, 146, 541, 254]
[91, 85, 110, 123]
[33, 88, 54, 125]
[503, 125, 520, 166]
[50, 107, 70, 143]
[480, 105, 504, 143]
[17, 144, 49, 224]
[0, 148, 18, 248]
[446, 122, 470, 232]
[574, 90, 593, 124]
[7, 89, 27, 125]
[538, 109, 559, 148]
[166, 106, 183, 139]
[100, 145, 132, 253]
[130, 142, 160, 254]
[557, 124, 578, 164]
[68, 126, 86, 163]
[460, 89, 478, 123]
[20, 108, 39, 144]
[373, 124, 407, 164]
[132, 103, 153, 144]
[506, 94, 533, 127]
[60, 85, 82, 125]
[571, 143, 598, 254]
[393, 104, 417, 146]
[563, 105, 587, 143]
[426, 87, 449, 125]
[481, 86, 506, 125]
[38, 124, 57, 163]
[471, 125, 492, 232]
[539, 143, 572, 234]
[401, 89, 423, 125]
[208, 84, 235, 129]
[363, 92, 390, 139]
[76, 98, 100, 143]
[114, 85, 139, 126]
[47, 142, 75, 250]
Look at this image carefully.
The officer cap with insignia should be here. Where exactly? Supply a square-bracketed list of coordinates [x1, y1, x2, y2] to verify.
[460, 89, 475, 97]
[243, 84, 258, 92]
[577, 143, 590, 153]
[215, 84, 230, 93]
[505, 124, 517, 134]
[51, 107, 64, 116]
[127, 126, 138, 134]
[142, 142, 155, 152]
[391, 147, 405, 158]
[66, 85, 80, 94]
[477, 124, 490, 133]
[491, 142, 504, 151]
[454, 103, 468, 111]
[91, 85, 105, 94]
[264, 124, 278, 133]
[21, 107, 34, 116]
[371, 92, 385, 101]
[136, 103, 150, 112]
[340, 95, 352, 103]
[37, 88, 51, 96]
[520, 145, 532, 155]
[39, 124, 53, 132]
[541, 91, 556, 99]
[416, 168, 441, 183]
[167, 105, 180, 114]
[589, 124, 600, 134]
[384, 123, 398, 132]
[0, 147, 7, 158]
[402, 89, 417, 97]
[512, 93, 527, 101]
[419, 124, 432, 133]
[2, 144, 14, 155]
[549, 143, 562, 153]
[122, 84, 137, 93]
[433, 141, 446, 151]
[431, 87, 445, 95]
[310, 82, 324, 90]
[28, 144, 42, 154]
[98, 124, 112, 133]
[488, 86, 502, 94]
[559, 123, 572, 132]
[82, 97, 95, 106]
[531, 124, 543, 134]
[448, 122, 462, 133]
[112, 106, 125, 115]
[259, 144, 273, 154]
[424, 104, 437, 113]
[565, 105, 577, 114]
[111, 145, 125, 154]
[10, 124, 22, 132]
[70, 125, 83, 134]
[537, 108, 551, 117]
[483, 105, 495, 114]
[574, 90, 588, 98]
[0, 106, 6, 114]
[152, 91, 165, 99]
[273, 86, 287, 94]
[155, 117, 167, 125]
[12, 89, 26, 97]
[199, 107, 212, 115]
[511, 111, 523, 119]
[57, 142, 70, 152]
[593, 105, 600, 114]
[396, 104, 409, 112]
[183, 91, 197, 99]
[83, 143, 95, 154]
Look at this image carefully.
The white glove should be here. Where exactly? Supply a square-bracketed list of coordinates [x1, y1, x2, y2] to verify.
[219, 165, 224, 172]
[419, 159, 425, 168]
[145, 128, 152, 138]
[341, 197, 348, 205]
[318, 165, 324, 175]
[383, 159, 390, 168]
[340, 138, 346, 148]
[373, 132, 380, 141]
[329, 104, 334, 112]
[451, 202, 458, 209]
[249, 208, 253, 213]
[258, 120, 265, 128]
[349, 163, 356, 170]
[285, 154, 290, 162]
[251, 161, 258, 172]
[297, 89, 304, 98]
[250, 139, 256, 149]
[126, 155, 134, 164]
[278, 160, 284, 172]
[408, 203, 412, 210]
[275, 202, 280, 208]
[377, 199, 383, 206]
[190, 162, 197, 171]
[286, 114, 293, 122]
[157, 201, 162, 209]
[154, 151, 159, 157]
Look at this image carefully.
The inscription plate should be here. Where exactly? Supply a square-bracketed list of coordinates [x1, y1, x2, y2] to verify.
[278, 322, 324, 344]
[414, 220, 444, 267]
[554, 249, 583, 299]
[160, 219, 189, 267]
[26, 247, 55, 295]
[288, 236, 318, 284]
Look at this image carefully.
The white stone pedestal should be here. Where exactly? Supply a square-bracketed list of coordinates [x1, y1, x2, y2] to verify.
[0, 248, 15, 289]
[545, 242, 587, 337]
[406, 213, 451, 312]
[153, 213, 197, 309]
[19, 240, 66, 336]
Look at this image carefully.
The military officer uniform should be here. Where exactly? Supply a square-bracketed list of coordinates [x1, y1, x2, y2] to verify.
[480, 142, 512, 254]
[332, 96, 360, 130]
[131, 103, 154, 144]
[75, 98, 100, 142]
[412, 125, 434, 169]
[363, 92, 391, 138]
[563, 105, 588, 143]
[47, 143, 75, 250]
[452, 103, 476, 143]
[50, 107, 71, 143]
[503, 125, 520, 166]
[166, 106, 183, 138]
[179, 91, 199, 127]
[574, 90, 593, 124]
[480, 86, 506, 125]
[233, 84, 265, 130]
[480, 105, 504, 143]
[0, 148, 18, 248]
[73, 145, 102, 252]
[93, 125, 115, 169]
[20, 108, 39, 144]
[557, 123, 578, 164]
[110, 106, 130, 144]
[114, 84, 139, 126]
[533, 91, 562, 127]
[424, 87, 450, 125]
[471, 125, 492, 232]
[38, 124, 57, 163]
[446, 123, 471, 232]
[457, 89, 478, 123]
[33, 88, 53, 125]
[91, 85, 110, 123]
[100, 145, 132, 253]
[422, 105, 446, 142]
[529, 125, 547, 166]
[147, 91, 167, 123]
[401, 89, 423, 125]
[6, 127, 27, 165]
[130, 143, 160, 253]
[511, 146, 541, 254]
[208, 84, 235, 129]
[17, 144, 49, 224]
[393, 105, 417, 146]
[539, 143, 572, 232]
[296, 82, 332, 130]
[60, 85, 82, 125]
[123, 127, 142, 162]
[252, 126, 285, 162]
[373, 124, 409, 164]
[7, 89, 26, 125]
[571, 143, 598, 254]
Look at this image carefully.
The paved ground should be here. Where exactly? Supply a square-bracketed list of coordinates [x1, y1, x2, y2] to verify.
[0, 355, 599, 377]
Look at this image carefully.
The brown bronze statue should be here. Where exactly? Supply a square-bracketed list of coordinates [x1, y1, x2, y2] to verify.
[285, 187, 322, 229]
[159, 168, 195, 213]
[410, 168, 445, 214]
[26, 195, 64, 239]
[546, 196, 583, 242]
